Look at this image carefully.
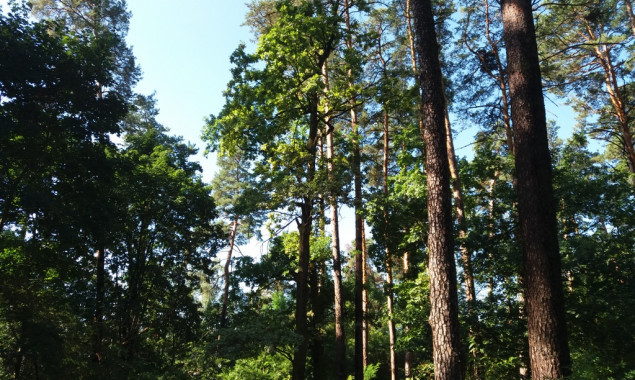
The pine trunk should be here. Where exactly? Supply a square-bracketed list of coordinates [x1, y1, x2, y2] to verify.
[93, 247, 105, 363]
[412, 1, 464, 379]
[323, 61, 347, 380]
[500, 0, 572, 378]
[292, 93, 320, 380]
[220, 216, 239, 328]
[344, 0, 366, 377]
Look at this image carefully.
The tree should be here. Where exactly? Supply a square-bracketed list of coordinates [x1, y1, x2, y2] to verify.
[500, 0, 572, 378]
[537, 0, 634, 177]
[209, 150, 265, 329]
[206, 2, 344, 378]
[412, 0, 464, 379]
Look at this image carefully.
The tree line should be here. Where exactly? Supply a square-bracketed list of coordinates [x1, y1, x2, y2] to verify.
[0, 0, 633, 379]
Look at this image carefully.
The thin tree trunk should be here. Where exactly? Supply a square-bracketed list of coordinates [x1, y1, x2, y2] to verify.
[626, 0, 635, 37]
[383, 110, 397, 380]
[462, 0, 515, 155]
[323, 61, 347, 380]
[310, 260, 326, 380]
[403, 245, 414, 380]
[293, 200, 313, 380]
[93, 246, 105, 363]
[500, 0, 572, 378]
[412, 0, 464, 379]
[220, 216, 239, 328]
[343, 1, 365, 378]
[377, 29, 398, 380]
[14, 341, 23, 380]
[292, 90, 321, 380]
[361, 223, 368, 369]
[405, 0, 425, 136]
[444, 112, 476, 307]
[486, 173, 499, 299]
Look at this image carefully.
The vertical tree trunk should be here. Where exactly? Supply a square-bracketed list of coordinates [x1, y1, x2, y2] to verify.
[292, 93, 320, 380]
[293, 200, 313, 380]
[412, 0, 464, 379]
[343, 1, 366, 378]
[626, 0, 635, 37]
[500, 0, 572, 378]
[93, 246, 105, 363]
[382, 110, 398, 380]
[323, 61, 347, 380]
[376, 29, 398, 380]
[220, 216, 239, 328]
[361, 223, 369, 369]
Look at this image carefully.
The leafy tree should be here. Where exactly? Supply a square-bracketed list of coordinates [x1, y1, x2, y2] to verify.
[537, 0, 635, 177]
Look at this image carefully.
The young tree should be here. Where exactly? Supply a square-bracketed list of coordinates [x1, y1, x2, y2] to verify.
[500, 0, 572, 378]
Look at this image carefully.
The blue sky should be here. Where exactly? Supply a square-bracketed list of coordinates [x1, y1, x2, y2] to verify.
[126, 1, 254, 181]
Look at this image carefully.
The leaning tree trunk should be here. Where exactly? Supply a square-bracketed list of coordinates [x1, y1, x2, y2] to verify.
[500, 0, 572, 378]
[220, 216, 239, 328]
[412, 0, 464, 379]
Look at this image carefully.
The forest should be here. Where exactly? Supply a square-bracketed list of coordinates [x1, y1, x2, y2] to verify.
[0, 0, 633, 379]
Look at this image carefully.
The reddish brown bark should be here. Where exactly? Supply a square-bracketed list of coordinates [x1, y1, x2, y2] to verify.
[323, 61, 346, 380]
[412, 0, 464, 379]
[500, 0, 572, 378]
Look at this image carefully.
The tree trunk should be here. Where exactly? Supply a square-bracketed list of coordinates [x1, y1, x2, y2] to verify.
[462, 0, 515, 155]
[343, 1, 366, 378]
[361, 223, 369, 369]
[323, 60, 347, 380]
[310, 260, 326, 380]
[383, 110, 397, 380]
[500, 0, 572, 378]
[444, 112, 476, 308]
[292, 93, 320, 380]
[377, 30, 398, 380]
[412, 0, 464, 379]
[93, 246, 105, 363]
[293, 200, 313, 380]
[626, 0, 635, 37]
[220, 216, 239, 328]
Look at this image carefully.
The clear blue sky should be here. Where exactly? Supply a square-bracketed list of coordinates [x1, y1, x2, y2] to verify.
[126, 1, 254, 181]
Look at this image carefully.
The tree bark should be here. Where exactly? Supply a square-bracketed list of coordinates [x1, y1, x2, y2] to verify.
[412, 1, 464, 379]
[500, 0, 572, 378]
[626, 0, 635, 37]
[383, 110, 397, 380]
[220, 216, 239, 328]
[291, 92, 320, 380]
[343, 1, 366, 378]
[323, 61, 347, 380]
[377, 29, 398, 380]
[93, 246, 105, 363]
[293, 199, 313, 380]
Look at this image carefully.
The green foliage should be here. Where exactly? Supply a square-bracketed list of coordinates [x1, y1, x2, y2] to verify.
[2, 0, 635, 379]
[218, 350, 292, 380]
